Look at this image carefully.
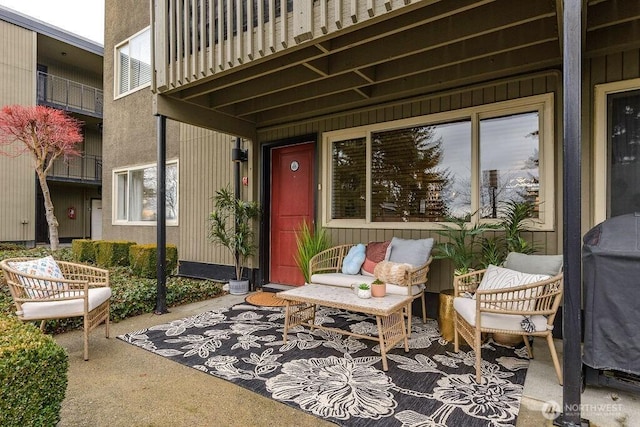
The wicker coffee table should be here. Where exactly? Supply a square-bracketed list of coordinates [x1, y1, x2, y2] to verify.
[277, 284, 411, 371]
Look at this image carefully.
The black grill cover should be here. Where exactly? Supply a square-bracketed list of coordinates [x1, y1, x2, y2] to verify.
[583, 213, 640, 376]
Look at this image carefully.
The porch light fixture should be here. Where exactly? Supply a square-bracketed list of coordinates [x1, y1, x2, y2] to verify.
[231, 148, 248, 162]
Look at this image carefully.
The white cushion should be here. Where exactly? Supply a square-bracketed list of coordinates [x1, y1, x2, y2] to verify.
[453, 296, 549, 332]
[309, 273, 424, 296]
[19, 287, 111, 319]
[8, 256, 67, 298]
[475, 265, 550, 310]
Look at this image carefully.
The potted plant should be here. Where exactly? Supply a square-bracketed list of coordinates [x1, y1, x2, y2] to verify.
[357, 283, 371, 299]
[371, 278, 386, 297]
[294, 221, 331, 284]
[208, 186, 261, 295]
[433, 215, 499, 276]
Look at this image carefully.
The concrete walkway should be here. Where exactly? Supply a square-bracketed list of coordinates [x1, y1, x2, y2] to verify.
[55, 293, 639, 427]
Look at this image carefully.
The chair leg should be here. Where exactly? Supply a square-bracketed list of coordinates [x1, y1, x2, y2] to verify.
[475, 329, 482, 383]
[420, 292, 427, 324]
[39, 320, 46, 332]
[546, 333, 563, 385]
[83, 316, 89, 361]
[105, 303, 111, 338]
[453, 317, 459, 352]
[523, 335, 533, 358]
[406, 303, 413, 336]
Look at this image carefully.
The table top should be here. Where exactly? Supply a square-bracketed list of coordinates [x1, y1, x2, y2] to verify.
[277, 284, 412, 316]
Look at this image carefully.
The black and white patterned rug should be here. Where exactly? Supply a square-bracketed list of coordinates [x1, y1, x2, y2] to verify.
[118, 304, 529, 427]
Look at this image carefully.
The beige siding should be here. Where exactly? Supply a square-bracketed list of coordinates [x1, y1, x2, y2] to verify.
[179, 125, 240, 267]
[258, 72, 562, 291]
[0, 21, 36, 243]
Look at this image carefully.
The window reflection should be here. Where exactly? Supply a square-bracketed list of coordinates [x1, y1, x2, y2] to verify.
[480, 112, 540, 219]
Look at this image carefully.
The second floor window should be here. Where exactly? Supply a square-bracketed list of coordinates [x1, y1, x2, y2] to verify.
[115, 28, 151, 97]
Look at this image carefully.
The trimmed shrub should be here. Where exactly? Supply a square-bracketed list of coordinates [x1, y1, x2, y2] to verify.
[0, 315, 68, 427]
[129, 244, 178, 279]
[71, 239, 97, 263]
[95, 240, 136, 267]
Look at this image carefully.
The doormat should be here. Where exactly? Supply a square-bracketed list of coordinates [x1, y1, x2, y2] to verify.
[245, 291, 289, 307]
[118, 305, 529, 426]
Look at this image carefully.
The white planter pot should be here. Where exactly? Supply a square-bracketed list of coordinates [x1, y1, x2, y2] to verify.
[229, 279, 249, 295]
[357, 288, 371, 299]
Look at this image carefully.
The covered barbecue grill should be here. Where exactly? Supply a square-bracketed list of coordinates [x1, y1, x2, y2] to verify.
[583, 212, 640, 390]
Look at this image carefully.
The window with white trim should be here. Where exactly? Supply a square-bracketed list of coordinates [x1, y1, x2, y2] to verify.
[323, 94, 555, 230]
[115, 27, 151, 98]
[594, 78, 640, 225]
[113, 161, 178, 225]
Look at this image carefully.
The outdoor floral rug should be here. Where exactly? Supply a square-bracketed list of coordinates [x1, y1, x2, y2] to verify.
[117, 304, 529, 427]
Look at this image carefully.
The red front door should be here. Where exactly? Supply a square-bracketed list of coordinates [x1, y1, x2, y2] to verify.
[270, 142, 315, 286]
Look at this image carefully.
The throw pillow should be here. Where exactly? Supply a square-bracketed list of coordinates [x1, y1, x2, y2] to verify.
[476, 264, 550, 310]
[374, 260, 412, 285]
[504, 252, 563, 276]
[361, 241, 391, 276]
[8, 256, 67, 298]
[341, 244, 366, 275]
[387, 237, 434, 267]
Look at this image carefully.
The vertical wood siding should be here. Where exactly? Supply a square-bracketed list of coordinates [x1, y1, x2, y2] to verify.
[179, 125, 240, 267]
[257, 72, 562, 291]
[0, 21, 36, 242]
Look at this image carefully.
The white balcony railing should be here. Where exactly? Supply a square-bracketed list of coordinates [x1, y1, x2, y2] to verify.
[152, 0, 419, 92]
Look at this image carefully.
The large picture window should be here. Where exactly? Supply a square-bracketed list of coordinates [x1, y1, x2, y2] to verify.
[323, 94, 554, 230]
[115, 27, 151, 98]
[113, 161, 178, 225]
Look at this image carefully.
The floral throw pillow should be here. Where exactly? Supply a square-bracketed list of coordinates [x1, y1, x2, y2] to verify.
[8, 256, 67, 298]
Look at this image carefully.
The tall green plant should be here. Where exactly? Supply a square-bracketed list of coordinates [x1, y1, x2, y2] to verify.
[433, 215, 499, 275]
[208, 186, 261, 280]
[294, 221, 331, 283]
[500, 200, 537, 255]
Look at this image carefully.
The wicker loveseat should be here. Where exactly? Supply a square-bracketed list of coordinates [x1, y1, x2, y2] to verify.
[308, 238, 433, 332]
[0, 256, 111, 361]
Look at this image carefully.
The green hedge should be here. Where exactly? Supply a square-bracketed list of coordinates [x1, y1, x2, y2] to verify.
[95, 240, 136, 267]
[71, 239, 96, 263]
[0, 315, 68, 427]
[129, 244, 178, 278]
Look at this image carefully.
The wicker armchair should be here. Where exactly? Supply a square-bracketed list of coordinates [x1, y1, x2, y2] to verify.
[308, 243, 432, 332]
[453, 268, 563, 384]
[0, 257, 111, 361]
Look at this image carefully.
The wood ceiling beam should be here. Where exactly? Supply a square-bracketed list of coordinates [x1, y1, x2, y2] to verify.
[325, 0, 555, 76]
[587, 0, 640, 31]
[253, 42, 560, 127]
[225, 18, 557, 118]
[585, 19, 640, 57]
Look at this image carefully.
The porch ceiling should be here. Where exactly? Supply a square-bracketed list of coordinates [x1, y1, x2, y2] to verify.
[157, 0, 640, 135]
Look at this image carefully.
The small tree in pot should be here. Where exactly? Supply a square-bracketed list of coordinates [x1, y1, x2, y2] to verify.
[208, 186, 261, 295]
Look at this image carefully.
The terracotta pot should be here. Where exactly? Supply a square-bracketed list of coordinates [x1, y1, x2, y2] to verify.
[371, 283, 386, 297]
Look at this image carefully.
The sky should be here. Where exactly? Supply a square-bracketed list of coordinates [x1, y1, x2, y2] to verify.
[0, 0, 105, 44]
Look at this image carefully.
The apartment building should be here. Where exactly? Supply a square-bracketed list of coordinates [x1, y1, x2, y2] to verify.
[0, 6, 103, 245]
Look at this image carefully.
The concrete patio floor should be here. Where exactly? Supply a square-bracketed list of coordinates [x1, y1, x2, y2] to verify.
[54, 293, 640, 427]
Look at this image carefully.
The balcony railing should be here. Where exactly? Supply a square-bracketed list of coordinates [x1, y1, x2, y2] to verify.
[152, 0, 418, 92]
[49, 154, 102, 184]
[37, 71, 103, 118]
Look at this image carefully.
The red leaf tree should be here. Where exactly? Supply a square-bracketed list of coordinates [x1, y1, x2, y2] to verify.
[0, 105, 83, 250]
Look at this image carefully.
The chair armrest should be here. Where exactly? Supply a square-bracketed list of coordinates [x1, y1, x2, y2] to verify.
[407, 256, 433, 286]
[474, 273, 564, 316]
[453, 269, 486, 296]
[56, 261, 110, 287]
[308, 244, 352, 277]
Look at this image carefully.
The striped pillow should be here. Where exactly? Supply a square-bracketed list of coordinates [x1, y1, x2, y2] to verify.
[475, 265, 549, 310]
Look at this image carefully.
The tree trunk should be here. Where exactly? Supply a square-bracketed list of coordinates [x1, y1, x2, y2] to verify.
[36, 170, 59, 250]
